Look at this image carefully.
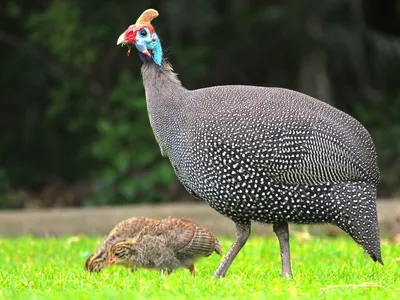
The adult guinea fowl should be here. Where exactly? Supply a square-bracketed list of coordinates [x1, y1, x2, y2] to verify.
[116, 9, 383, 278]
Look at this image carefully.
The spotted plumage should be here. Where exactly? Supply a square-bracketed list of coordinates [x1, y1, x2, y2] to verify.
[116, 9, 383, 278]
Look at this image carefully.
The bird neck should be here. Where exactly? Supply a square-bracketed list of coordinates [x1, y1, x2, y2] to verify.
[141, 60, 183, 89]
[140, 60, 188, 157]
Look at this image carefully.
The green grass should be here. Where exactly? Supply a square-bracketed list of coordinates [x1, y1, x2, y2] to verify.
[0, 234, 399, 299]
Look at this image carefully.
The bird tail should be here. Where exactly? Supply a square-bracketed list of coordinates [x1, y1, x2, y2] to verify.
[176, 217, 223, 256]
[331, 181, 383, 265]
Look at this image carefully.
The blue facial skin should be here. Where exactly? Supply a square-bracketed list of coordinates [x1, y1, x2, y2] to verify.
[134, 28, 163, 66]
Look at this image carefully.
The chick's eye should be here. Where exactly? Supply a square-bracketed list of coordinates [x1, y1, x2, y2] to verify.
[139, 29, 147, 37]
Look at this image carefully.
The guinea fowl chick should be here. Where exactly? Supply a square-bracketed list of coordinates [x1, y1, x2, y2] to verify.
[107, 217, 222, 276]
[84, 216, 159, 272]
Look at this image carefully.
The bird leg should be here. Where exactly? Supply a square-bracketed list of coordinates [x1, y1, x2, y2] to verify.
[213, 222, 251, 278]
[188, 264, 195, 277]
[273, 222, 293, 279]
[130, 266, 137, 273]
[162, 269, 173, 276]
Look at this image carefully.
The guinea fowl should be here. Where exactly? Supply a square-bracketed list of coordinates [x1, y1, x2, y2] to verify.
[107, 217, 222, 276]
[116, 9, 383, 278]
[85, 216, 158, 272]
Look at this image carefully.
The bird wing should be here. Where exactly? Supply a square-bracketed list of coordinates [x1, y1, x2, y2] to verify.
[142, 218, 218, 258]
[253, 116, 378, 186]
[191, 85, 379, 186]
[195, 94, 378, 185]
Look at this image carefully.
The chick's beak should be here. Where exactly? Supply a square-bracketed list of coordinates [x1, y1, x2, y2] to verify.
[108, 258, 116, 265]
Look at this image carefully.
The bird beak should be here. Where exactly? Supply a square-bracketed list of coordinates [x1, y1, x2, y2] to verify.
[116, 32, 127, 46]
[108, 258, 116, 265]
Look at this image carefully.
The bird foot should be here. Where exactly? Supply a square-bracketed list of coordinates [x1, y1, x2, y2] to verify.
[188, 264, 196, 277]
[212, 271, 225, 278]
[282, 272, 294, 280]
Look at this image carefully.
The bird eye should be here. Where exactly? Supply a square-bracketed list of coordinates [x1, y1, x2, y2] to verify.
[139, 29, 147, 37]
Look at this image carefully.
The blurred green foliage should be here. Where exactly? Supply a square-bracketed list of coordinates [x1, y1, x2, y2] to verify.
[0, 0, 400, 207]
[88, 73, 176, 205]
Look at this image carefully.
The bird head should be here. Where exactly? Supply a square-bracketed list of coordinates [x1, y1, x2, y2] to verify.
[85, 251, 107, 272]
[117, 9, 162, 66]
[84, 251, 107, 272]
[108, 238, 137, 266]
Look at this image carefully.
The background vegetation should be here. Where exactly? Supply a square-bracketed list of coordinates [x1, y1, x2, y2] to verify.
[1, 0, 400, 208]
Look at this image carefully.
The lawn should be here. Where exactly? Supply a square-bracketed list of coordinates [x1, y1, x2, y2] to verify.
[0, 234, 399, 299]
